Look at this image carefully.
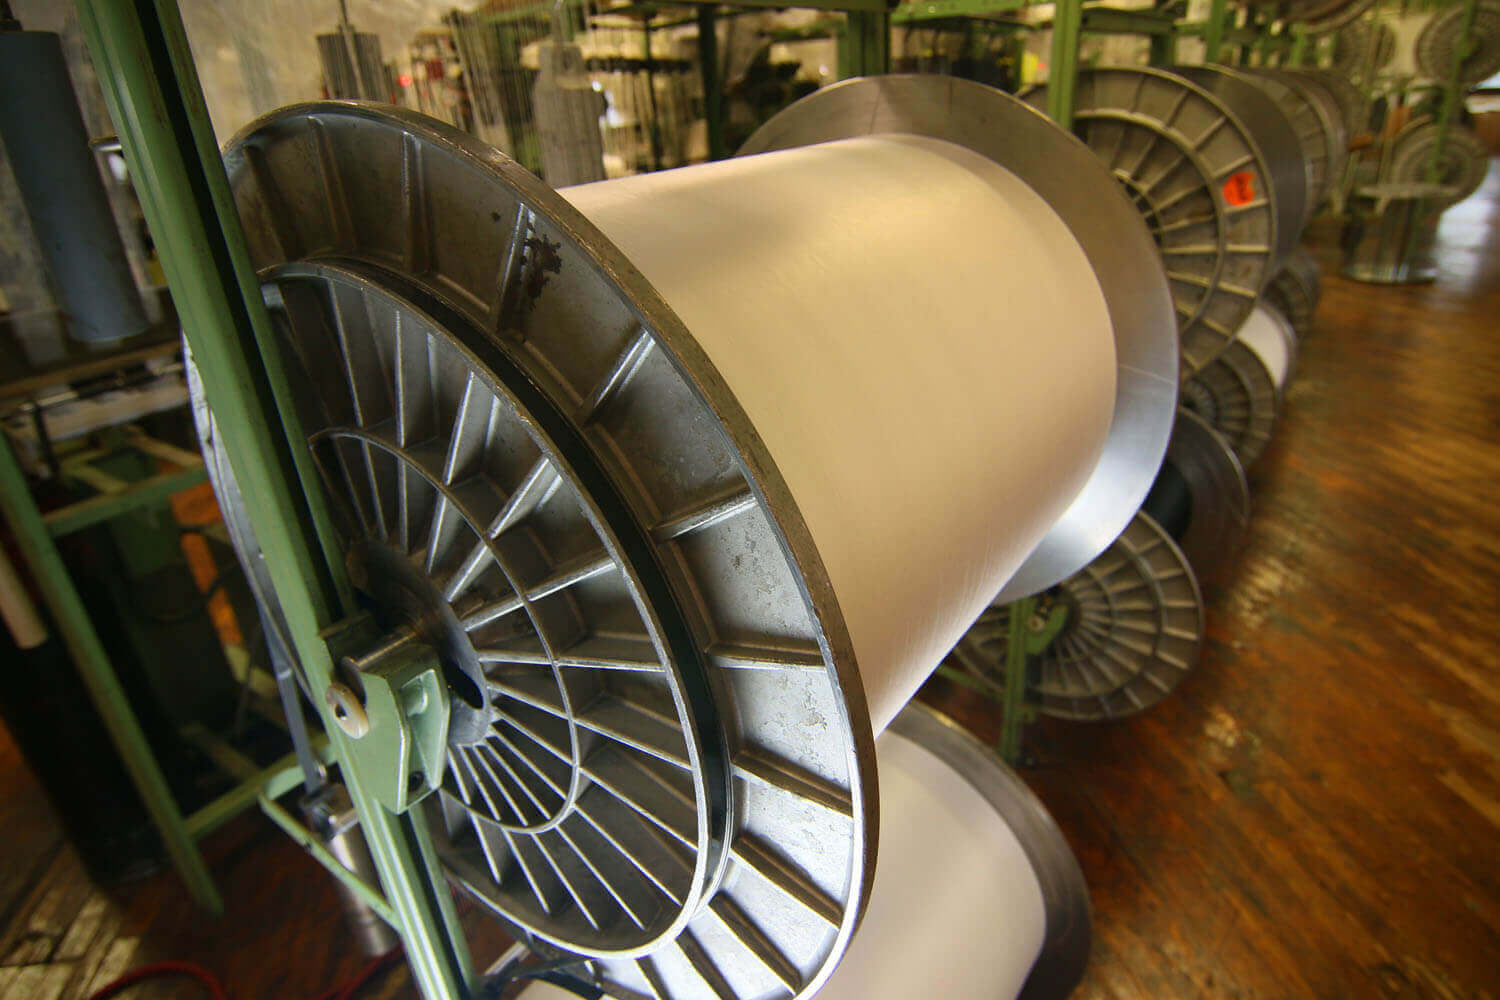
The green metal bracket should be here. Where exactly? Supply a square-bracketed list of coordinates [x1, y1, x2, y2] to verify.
[323, 617, 450, 815]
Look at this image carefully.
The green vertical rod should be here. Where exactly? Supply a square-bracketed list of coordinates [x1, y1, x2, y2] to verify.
[642, 13, 664, 172]
[0, 439, 224, 914]
[1429, 0, 1479, 184]
[1203, 0, 1228, 63]
[844, 9, 890, 77]
[1047, 0, 1083, 129]
[74, 2, 473, 996]
[697, 6, 726, 160]
[999, 595, 1036, 765]
[1288, 23, 1310, 67]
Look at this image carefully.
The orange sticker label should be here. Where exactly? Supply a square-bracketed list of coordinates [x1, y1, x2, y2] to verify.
[1223, 171, 1257, 206]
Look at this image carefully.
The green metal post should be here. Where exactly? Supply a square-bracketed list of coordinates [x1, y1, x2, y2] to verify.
[0, 438, 224, 914]
[844, 9, 891, 76]
[1047, 0, 1083, 128]
[697, 6, 727, 160]
[1150, 28, 1177, 67]
[1203, 0, 1228, 63]
[1288, 23, 1310, 67]
[1429, 0, 1479, 184]
[999, 595, 1035, 765]
[75, 2, 472, 995]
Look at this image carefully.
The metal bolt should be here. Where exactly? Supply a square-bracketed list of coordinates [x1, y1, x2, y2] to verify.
[325, 682, 370, 739]
[1027, 614, 1047, 632]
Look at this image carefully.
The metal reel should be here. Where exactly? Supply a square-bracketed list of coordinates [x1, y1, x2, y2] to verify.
[949, 510, 1203, 721]
[1287, 69, 1365, 141]
[1416, 1, 1500, 86]
[1181, 340, 1279, 468]
[1387, 120, 1490, 206]
[1024, 67, 1279, 376]
[738, 75, 1178, 606]
[1266, 70, 1351, 204]
[1264, 246, 1322, 339]
[1277, 0, 1374, 32]
[215, 103, 882, 999]
[1144, 408, 1251, 587]
[1332, 20, 1397, 77]
[1239, 69, 1334, 209]
[1171, 65, 1312, 247]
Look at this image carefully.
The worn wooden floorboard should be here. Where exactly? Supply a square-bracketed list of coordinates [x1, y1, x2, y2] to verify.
[4, 165, 1499, 999]
[925, 159, 1500, 999]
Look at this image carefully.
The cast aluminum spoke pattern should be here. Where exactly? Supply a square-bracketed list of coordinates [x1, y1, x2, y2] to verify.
[216, 103, 875, 999]
[263, 262, 718, 955]
[1182, 341, 1278, 468]
[949, 512, 1203, 721]
[1024, 68, 1276, 378]
[1417, 1, 1500, 86]
[1273, 0, 1372, 31]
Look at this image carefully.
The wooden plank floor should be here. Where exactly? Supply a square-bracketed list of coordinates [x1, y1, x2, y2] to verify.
[3, 164, 1499, 999]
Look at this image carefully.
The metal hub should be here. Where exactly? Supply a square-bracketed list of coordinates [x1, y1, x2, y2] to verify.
[949, 510, 1203, 721]
[1023, 68, 1278, 377]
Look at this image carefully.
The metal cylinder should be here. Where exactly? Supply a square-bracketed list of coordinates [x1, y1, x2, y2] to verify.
[561, 134, 1118, 734]
[1342, 182, 1456, 284]
[0, 31, 148, 343]
[303, 785, 402, 957]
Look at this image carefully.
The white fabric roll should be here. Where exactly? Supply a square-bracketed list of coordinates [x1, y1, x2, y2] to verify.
[1237, 303, 1295, 391]
[517, 722, 1050, 1000]
[563, 135, 1116, 733]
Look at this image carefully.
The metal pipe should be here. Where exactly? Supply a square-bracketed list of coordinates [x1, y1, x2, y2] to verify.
[0, 29, 147, 343]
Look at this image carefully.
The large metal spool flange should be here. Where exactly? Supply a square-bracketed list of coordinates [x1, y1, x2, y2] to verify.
[1274, 0, 1375, 32]
[1170, 65, 1312, 245]
[946, 509, 1204, 721]
[1263, 70, 1351, 203]
[212, 101, 885, 997]
[1386, 118, 1490, 206]
[1022, 67, 1280, 378]
[1239, 69, 1334, 207]
[1287, 69, 1365, 141]
[738, 74, 1179, 606]
[1264, 246, 1322, 339]
[1416, 1, 1500, 86]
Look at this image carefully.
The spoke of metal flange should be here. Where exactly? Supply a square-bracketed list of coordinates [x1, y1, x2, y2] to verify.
[489, 741, 651, 929]
[490, 731, 677, 913]
[308, 118, 355, 251]
[463, 550, 617, 631]
[577, 698, 691, 770]
[578, 327, 656, 424]
[445, 455, 560, 603]
[733, 748, 853, 819]
[709, 896, 805, 993]
[401, 132, 432, 274]
[1191, 115, 1228, 150]
[731, 833, 841, 927]
[678, 930, 738, 1000]
[651, 485, 757, 542]
[1213, 154, 1255, 178]
[486, 202, 532, 336]
[706, 640, 824, 671]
